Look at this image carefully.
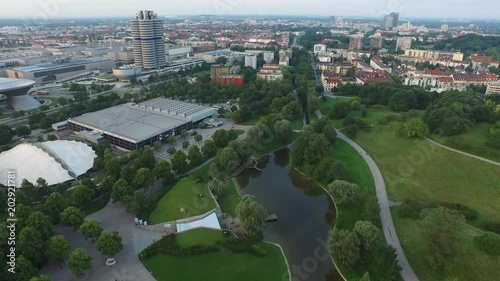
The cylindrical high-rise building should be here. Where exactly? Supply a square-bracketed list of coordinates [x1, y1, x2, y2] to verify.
[130, 10, 166, 69]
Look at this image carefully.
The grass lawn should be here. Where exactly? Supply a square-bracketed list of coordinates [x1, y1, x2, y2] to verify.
[238, 114, 265, 126]
[431, 122, 500, 163]
[218, 180, 241, 217]
[353, 122, 500, 281]
[143, 228, 289, 281]
[149, 165, 217, 224]
[291, 118, 304, 130]
[392, 208, 500, 281]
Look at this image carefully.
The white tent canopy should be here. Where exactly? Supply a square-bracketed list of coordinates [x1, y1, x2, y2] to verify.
[0, 141, 96, 187]
[176, 212, 221, 233]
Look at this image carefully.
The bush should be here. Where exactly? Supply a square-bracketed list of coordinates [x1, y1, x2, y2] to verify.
[217, 239, 265, 257]
[484, 222, 500, 234]
[140, 234, 219, 259]
[473, 233, 500, 256]
[344, 124, 358, 139]
[439, 203, 478, 221]
[399, 199, 425, 219]
[251, 244, 268, 257]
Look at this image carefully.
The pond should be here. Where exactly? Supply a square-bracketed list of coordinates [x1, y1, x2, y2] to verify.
[237, 148, 343, 281]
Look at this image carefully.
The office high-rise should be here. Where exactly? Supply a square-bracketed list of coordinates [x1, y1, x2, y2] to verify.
[130, 10, 166, 69]
[384, 12, 400, 29]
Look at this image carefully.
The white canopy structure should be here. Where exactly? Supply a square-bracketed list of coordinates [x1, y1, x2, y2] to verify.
[0, 141, 96, 187]
[176, 212, 221, 233]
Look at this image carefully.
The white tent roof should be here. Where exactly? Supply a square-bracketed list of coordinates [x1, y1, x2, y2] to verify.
[0, 141, 96, 187]
[177, 212, 221, 233]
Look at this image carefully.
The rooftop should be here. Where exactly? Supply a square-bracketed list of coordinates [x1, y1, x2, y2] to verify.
[69, 98, 215, 143]
[0, 77, 36, 92]
[12, 58, 110, 73]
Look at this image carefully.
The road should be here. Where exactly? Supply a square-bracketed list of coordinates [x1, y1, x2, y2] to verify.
[315, 110, 419, 281]
[424, 137, 500, 167]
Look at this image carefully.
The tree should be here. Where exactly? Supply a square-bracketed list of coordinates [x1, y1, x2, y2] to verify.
[133, 168, 155, 190]
[327, 180, 360, 206]
[18, 227, 45, 265]
[154, 160, 173, 182]
[181, 129, 189, 139]
[344, 124, 358, 139]
[0, 124, 13, 145]
[134, 146, 156, 170]
[67, 248, 92, 278]
[216, 147, 241, 174]
[422, 207, 465, 271]
[208, 178, 228, 197]
[194, 134, 203, 143]
[71, 185, 95, 207]
[236, 195, 267, 241]
[131, 191, 151, 219]
[46, 235, 71, 263]
[12, 256, 38, 281]
[111, 178, 132, 202]
[30, 275, 53, 281]
[328, 229, 360, 267]
[353, 221, 380, 254]
[405, 118, 430, 138]
[182, 140, 190, 149]
[167, 135, 177, 145]
[43, 192, 68, 223]
[188, 145, 203, 167]
[304, 133, 330, 164]
[202, 139, 217, 157]
[370, 244, 401, 281]
[313, 158, 345, 184]
[363, 195, 380, 224]
[105, 157, 121, 180]
[208, 162, 220, 179]
[60, 207, 85, 230]
[96, 231, 124, 256]
[15, 125, 31, 137]
[120, 166, 134, 184]
[27, 211, 54, 241]
[247, 125, 264, 147]
[167, 147, 177, 155]
[171, 150, 189, 174]
[330, 101, 352, 119]
[213, 129, 231, 148]
[153, 140, 162, 150]
[274, 119, 293, 143]
[80, 219, 103, 242]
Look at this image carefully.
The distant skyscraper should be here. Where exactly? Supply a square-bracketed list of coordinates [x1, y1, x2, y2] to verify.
[263, 51, 275, 64]
[245, 55, 257, 70]
[396, 37, 413, 51]
[349, 34, 363, 50]
[370, 35, 384, 50]
[130, 10, 166, 69]
[384, 12, 400, 29]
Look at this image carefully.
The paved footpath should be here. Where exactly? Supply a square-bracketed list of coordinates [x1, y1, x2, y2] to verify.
[315, 110, 419, 281]
[424, 137, 500, 167]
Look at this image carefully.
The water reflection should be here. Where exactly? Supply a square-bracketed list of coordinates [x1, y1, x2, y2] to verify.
[237, 148, 343, 281]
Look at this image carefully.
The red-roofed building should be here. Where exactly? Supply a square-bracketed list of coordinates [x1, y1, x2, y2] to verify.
[356, 70, 393, 84]
[216, 74, 244, 89]
[471, 55, 500, 69]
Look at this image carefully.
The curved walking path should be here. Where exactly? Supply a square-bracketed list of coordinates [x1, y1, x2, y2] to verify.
[315, 110, 419, 281]
[424, 137, 500, 167]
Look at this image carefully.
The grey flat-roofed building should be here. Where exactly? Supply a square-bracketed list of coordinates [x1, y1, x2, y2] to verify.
[68, 98, 216, 150]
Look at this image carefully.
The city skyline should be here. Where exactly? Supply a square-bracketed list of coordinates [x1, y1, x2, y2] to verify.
[1, 0, 500, 20]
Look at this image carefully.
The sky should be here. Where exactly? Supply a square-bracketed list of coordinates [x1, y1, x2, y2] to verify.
[1, 0, 499, 20]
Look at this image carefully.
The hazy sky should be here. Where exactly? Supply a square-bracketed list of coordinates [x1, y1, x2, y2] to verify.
[1, 0, 499, 20]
